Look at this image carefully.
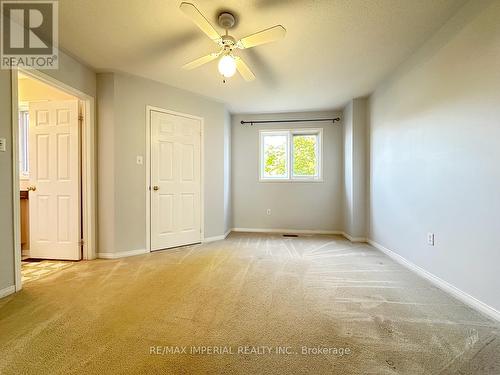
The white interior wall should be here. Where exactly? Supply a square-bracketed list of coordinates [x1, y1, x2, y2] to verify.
[0, 70, 15, 295]
[223, 109, 232, 235]
[0, 0, 498, 322]
[96, 72, 230, 254]
[96, 73, 116, 256]
[231, 111, 343, 232]
[0, 50, 96, 295]
[342, 98, 368, 239]
[342, 102, 353, 234]
[352, 98, 368, 238]
[368, 0, 500, 312]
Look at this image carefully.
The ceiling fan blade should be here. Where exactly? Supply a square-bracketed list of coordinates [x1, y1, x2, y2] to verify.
[179, 2, 221, 42]
[182, 52, 220, 70]
[235, 57, 256, 81]
[237, 25, 286, 49]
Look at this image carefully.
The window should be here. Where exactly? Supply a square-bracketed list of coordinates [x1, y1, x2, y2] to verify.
[260, 129, 322, 181]
[18, 107, 29, 179]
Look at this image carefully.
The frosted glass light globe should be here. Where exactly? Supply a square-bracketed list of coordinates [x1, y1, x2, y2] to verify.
[218, 55, 236, 78]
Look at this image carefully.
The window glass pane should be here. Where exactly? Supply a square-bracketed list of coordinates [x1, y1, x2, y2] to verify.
[263, 134, 287, 178]
[293, 134, 317, 176]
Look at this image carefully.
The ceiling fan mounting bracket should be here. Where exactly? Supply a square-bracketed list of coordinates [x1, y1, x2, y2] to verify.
[219, 34, 236, 50]
[218, 12, 236, 30]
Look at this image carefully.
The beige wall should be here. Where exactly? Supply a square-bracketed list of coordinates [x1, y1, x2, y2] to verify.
[368, 0, 500, 311]
[18, 76, 75, 102]
[0, 51, 96, 293]
[231, 111, 343, 232]
[96, 72, 229, 253]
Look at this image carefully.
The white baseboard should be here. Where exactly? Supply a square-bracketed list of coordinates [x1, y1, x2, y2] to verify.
[204, 230, 231, 243]
[368, 239, 500, 322]
[341, 232, 367, 242]
[231, 228, 367, 242]
[203, 235, 226, 242]
[97, 248, 149, 259]
[0, 285, 16, 299]
[232, 228, 342, 235]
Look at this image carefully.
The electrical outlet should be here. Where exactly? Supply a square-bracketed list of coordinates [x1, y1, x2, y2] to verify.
[266, 208, 271, 215]
[0, 138, 6, 152]
[427, 233, 435, 246]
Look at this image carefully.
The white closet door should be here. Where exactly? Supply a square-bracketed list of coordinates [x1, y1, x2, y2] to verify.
[150, 110, 201, 251]
[28, 100, 81, 260]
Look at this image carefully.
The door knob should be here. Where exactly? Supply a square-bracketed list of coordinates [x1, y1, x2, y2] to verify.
[153, 186, 159, 191]
[27, 186, 36, 192]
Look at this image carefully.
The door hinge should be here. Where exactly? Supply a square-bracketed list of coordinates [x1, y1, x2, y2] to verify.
[80, 238, 84, 246]
[78, 115, 84, 122]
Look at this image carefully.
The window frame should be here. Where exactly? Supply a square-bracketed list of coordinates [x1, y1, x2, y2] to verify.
[259, 128, 323, 183]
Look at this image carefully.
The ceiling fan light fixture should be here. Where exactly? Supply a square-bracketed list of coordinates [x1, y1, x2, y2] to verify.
[218, 55, 237, 78]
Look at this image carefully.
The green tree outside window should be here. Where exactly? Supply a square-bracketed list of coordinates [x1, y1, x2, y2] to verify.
[261, 130, 321, 180]
[293, 135, 317, 176]
[264, 142, 286, 176]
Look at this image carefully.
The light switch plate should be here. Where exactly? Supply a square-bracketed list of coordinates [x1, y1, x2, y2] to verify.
[427, 232, 435, 246]
[0, 138, 6, 152]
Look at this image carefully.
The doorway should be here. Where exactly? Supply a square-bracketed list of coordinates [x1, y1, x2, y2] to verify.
[11, 69, 96, 290]
[18, 73, 81, 262]
[146, 107, 204, 252]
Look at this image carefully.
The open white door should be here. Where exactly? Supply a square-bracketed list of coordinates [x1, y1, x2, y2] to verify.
[28, 100, 81, 260]
[150, 110, 201, 251]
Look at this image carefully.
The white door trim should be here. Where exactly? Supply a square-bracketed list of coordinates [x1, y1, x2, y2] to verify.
[145, 106, 204, 252]
[11, 68, 97, 292]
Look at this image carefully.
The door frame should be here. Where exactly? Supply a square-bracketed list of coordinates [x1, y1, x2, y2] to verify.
[145, 105, 204, 252]
[11, 68, 97, 291]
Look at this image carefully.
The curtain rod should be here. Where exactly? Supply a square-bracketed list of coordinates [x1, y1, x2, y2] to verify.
[240, 117, 340, 126]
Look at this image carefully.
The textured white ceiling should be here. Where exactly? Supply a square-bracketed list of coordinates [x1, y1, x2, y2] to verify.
[58, 0, 465, 113]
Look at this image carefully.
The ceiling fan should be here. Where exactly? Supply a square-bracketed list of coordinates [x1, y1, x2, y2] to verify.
[179, 2, 286, 82]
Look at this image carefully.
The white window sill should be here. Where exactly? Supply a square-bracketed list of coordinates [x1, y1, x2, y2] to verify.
[259, 178, 324, 183]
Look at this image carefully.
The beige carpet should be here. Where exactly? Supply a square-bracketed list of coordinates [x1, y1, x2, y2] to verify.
[0, 233, 499, 374]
